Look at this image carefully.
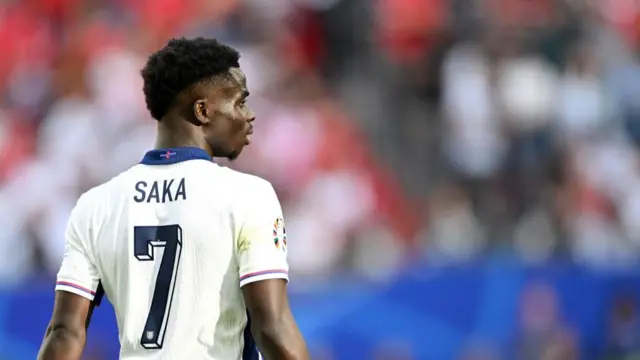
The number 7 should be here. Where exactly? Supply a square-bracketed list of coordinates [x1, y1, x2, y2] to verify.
[133, 224, 183, 349]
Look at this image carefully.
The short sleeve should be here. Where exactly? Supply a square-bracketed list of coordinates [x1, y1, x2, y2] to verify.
[237, 182, 289, 288]
[55, 197, 103, 303]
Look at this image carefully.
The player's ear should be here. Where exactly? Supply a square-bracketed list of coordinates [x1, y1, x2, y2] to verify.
[192, 99, 210, 125]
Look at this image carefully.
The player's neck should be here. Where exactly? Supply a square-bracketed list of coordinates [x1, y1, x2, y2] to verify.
[155, 120, 214, 157]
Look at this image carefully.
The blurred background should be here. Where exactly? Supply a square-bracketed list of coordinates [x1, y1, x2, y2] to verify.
[2, 0, 640, 359]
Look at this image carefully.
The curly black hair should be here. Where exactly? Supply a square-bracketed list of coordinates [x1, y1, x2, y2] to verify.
[141, 37, 241, 121]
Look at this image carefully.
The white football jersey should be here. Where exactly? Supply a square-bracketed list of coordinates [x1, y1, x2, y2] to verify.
[55, 147, 289, 360]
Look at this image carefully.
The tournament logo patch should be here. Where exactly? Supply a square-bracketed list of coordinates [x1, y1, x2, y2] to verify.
[273, 217, 287, 252]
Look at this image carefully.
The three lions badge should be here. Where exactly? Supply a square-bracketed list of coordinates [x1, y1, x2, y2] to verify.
[272, 217, 287, 252]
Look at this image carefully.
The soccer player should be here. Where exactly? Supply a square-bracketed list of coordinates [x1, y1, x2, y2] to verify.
[38, 37, 310, 360]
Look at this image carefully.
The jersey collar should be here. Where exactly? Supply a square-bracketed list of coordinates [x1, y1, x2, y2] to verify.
[140, 147, 212, 165]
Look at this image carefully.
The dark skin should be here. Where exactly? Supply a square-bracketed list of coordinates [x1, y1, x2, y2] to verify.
[38, 292, 96, 360]
[156, 67, 255, 159]
[243, 280, 309, 360]
[38, 67, 309, 360]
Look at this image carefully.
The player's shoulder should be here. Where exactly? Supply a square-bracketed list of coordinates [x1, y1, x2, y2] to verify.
[219, 166, 270, 186]
[67, 182, 110, 228]
[215, 166, 278, 205]
[72, 169, 133, 213]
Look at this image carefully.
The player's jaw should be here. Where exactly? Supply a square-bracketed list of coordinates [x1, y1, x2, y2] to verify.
[228, 126, 251, 161]
[217, 124, 252, 161]
[245, 123, 253, 145]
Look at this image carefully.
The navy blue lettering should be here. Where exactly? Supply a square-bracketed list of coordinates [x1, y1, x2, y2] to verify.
[162, 179, 174, 203]
[175, 178, 186, 201]
[134, 179, 186, 203]
[134, 225, 182, 349]
[147, 182, 160, 203]
[134, 181, 147, 203]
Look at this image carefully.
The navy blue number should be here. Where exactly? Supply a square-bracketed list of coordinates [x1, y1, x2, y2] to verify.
[133, 225, 182, 349]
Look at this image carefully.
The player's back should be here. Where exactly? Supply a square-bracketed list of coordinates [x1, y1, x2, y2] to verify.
[74, 148, 272, 359]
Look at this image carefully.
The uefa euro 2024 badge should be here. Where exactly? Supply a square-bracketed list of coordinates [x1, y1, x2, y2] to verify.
[272, 217, 287, 253]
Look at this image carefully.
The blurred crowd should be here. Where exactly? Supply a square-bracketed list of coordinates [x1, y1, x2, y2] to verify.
[3, 0, 640, 359]
[1, 0, 640, 284]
